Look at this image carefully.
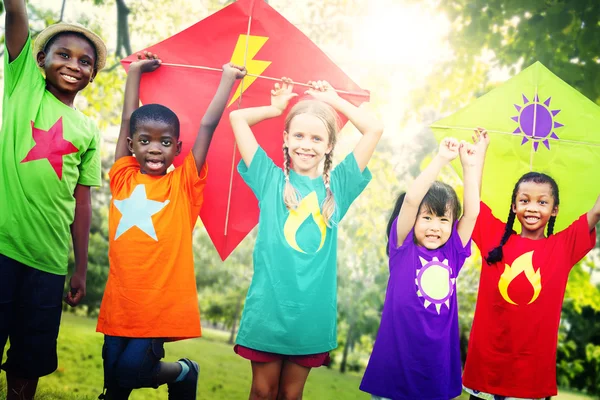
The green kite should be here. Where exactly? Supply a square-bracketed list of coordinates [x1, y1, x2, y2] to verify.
[432, 61, 600, 232]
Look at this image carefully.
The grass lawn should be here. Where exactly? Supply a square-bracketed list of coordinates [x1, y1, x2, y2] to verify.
[1, 313, 596, 399]
[1, 313, 368, 399]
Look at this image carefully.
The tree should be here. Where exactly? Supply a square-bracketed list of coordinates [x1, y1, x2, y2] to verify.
[434, 0, 600, 104]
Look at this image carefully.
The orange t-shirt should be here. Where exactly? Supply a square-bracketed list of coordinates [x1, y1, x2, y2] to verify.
[96, 152, 207, 339]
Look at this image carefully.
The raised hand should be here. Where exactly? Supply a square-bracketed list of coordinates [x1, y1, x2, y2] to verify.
[223, 62, 247, 80]
[271, 77, 298, 112]
[305, 80, 340, 104]
[438, 137, 460, 161]
[459, 140, 477, 167]
[131, 51, 162, 73]
[472, 127, 490, 151]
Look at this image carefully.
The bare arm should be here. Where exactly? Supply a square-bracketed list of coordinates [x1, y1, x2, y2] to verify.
[305, 81, 383, 172]
[395, 139, 459, 246]
[229, 77, 297, 167]
[471, 128, 490, 196]
[4, 0, 29, 62]
[192, 63, 246, 173]
[456, 141, 480, 246]
[229, 106, 283, 167]
[588, 195, 600, 231]
[115, 53, 161, 161]
[65, 184, 91, 307]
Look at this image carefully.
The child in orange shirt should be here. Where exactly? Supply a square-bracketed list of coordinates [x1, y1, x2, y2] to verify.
[96, 53, 245, 400]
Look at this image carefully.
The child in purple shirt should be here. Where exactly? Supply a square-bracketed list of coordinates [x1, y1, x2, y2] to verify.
[360, 132, 485, 400]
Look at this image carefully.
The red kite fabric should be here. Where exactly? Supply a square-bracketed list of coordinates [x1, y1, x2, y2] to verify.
[121, 0, 369, 260]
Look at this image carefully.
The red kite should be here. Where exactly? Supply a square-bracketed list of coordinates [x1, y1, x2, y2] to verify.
[121, 0, 369, 260]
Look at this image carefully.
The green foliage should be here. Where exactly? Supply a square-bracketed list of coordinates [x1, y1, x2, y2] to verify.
[434, 0, 600, 103]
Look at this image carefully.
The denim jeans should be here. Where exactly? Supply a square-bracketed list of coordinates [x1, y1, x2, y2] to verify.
[102, 335, 165, 398]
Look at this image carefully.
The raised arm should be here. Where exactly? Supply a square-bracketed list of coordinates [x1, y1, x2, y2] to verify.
[229, 77, 297, 167]
[456, 139, 480, 246]
[192, 63, 246, 173]
[588, 195, 600, 231]
[115, 52, 161, 161]
[4, 0, 29, 62]
[305, 80, 383, 172]
[395, 138, 459, 246]
[471, 127, 490, 196]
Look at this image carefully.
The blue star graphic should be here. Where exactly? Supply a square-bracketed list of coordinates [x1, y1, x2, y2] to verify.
[113, 184, 169, 241]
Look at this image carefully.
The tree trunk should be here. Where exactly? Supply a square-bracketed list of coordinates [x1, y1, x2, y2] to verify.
[339, 321, 354, 373]
[115, 0, 132, 58]
[59, 0, 67, 22]
[228, 293, 244, 345]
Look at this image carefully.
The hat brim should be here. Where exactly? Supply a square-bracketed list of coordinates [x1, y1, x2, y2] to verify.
[33, 22, 107, 71]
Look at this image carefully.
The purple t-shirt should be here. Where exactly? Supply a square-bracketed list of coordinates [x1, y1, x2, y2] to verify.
[360, 217, 471, 400]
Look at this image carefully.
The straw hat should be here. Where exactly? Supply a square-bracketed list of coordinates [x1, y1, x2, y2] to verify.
[33, 22, 107, 70]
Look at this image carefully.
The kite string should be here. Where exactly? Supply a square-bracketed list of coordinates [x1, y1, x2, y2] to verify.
[121, 60, 369, 97]
[223, 0, 256, 236]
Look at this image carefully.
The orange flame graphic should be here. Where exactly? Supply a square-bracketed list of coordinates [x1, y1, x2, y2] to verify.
[498, 251, 541, 305]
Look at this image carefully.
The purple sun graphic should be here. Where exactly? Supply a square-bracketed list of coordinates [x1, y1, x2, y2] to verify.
[512, 94, 563, 151]
[415, 256, 455, 315]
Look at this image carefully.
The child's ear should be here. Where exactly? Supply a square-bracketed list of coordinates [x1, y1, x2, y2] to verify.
[283, 130, 289, 145]
[176, 140, 182, 156]
[551, 205, 559, 217]
[36, 51, 46, 68]
[126, 137, 134, 154]
[326, 142, 333, 155]
[90, 69, 98, 83]
[511, 203, 517, 214]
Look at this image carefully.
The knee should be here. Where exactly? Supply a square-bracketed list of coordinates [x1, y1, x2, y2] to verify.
[277, 387, 303, 400]
[250, 383, 278, 400]
[114, 357, 145, 388]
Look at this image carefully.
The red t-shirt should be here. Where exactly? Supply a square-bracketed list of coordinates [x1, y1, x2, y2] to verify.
[463, 202, 596, 398]
[96, 152, 207, 339]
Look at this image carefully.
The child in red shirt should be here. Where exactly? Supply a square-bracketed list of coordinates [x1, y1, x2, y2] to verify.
[463, 131, 600, 400]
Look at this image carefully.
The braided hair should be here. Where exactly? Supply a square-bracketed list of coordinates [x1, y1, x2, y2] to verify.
[486, 172, 559, 264]
[282, 100, 340, 227]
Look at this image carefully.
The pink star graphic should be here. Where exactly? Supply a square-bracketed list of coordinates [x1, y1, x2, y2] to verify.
[21, 117, 78, 179]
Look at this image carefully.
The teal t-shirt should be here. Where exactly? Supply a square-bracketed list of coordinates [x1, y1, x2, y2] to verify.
[0, 36, 102, 275]
[236, 146, 372, 354]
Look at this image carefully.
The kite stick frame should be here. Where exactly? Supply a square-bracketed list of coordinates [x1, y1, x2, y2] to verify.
[121, 60, 370, 98]
[430, 124, 600, 147]
[222, 0, 256, 237]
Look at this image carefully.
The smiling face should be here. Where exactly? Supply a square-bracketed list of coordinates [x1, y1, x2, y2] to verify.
[414, 206, 454, 250]
[37, 33, 97, 104]
[284, 113, 333, 178]
[512, 181, 558, 238]
[127, 120, 182, 176]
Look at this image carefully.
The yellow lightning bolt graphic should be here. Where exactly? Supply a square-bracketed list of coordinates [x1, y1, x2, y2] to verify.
[498, 251, 542, 305]
[227, 34, 271, 107]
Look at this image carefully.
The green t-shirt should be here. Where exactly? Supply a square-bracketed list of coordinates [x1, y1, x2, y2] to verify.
[0, 36, 101, 275]
[236, 146, 371, 354]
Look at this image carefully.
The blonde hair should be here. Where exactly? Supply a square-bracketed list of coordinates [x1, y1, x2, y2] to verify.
[282, 100, 340, 227]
